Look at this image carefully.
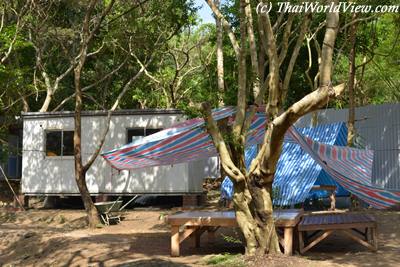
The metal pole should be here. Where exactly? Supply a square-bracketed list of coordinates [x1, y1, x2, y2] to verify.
[119, 195, 139, 211]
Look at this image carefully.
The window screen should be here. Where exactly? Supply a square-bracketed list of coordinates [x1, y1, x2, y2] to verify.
[46, 131, 74, 156]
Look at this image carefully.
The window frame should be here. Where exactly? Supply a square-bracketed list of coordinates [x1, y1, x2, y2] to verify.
[44, 129, 75, 158]
[126, 127, 163, 144]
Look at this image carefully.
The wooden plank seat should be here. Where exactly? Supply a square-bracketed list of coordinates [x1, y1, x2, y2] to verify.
[298, 213, 378, 254]
[167, 209, 303, 257]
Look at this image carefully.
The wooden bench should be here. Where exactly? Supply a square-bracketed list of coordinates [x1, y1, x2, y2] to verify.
[167, 209, 303, 257]
[298, 213, 378, 254]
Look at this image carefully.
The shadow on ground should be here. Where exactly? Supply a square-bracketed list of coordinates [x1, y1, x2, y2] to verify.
[0, 230, 243, 266]
[0, 210, 399, 266]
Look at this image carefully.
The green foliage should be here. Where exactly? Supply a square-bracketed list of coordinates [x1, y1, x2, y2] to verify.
[359, 14, 400, 103]
[0, 0, 199, 114]
[205, 253, 245, 267]
[0, 0, 398, 140]
[221, 233, 243, 245]
[333, 13, 400, 105]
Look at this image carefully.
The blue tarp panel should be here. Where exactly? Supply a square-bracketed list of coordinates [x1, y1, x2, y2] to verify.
[313, 122, 348, 197]
[274, 122, 349, 206]
[221, 123, 349, 206]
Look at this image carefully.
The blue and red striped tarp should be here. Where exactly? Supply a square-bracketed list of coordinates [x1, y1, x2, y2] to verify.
[102, 107, 400, 209]
[287, 127, 400, 209]
[273, 122, 349, 206]
[221, 122, 350, 206]
[102, 107, 236, 170]
[102, 107, 268, 170]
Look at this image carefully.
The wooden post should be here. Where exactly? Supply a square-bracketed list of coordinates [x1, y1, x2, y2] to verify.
[329, 191, 336, 210]
[298, 230, 304, 254]
[193, 228, 201, 248]
[371, 226, 378, 250]
[171, 226, 180, 257]
[284, 227, 294, 255]
[207, 227, 216, 244]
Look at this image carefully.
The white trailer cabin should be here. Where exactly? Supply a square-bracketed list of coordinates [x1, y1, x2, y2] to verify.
[21, 109, 219, 196]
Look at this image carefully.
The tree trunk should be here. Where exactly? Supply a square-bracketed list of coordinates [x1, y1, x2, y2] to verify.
[230, 177, 280, 255]
[74, 66, 101, 228]
[71, 0, 114, 228]
[347, 13, 357, 146]
[75, 168, 100, 227]
[215, 0, 225, 106]
[203, 0, 341, 256]
[39, 90, 53, 112]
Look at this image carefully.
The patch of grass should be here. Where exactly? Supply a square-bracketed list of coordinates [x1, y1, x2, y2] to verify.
[0, 211, 17, 223]
[205, 253, 245, 267]
[45, 216, 54, 224]
[158, 212, 166, 221]
[96, 223, 105, 228]
[220, 229, 243, 245]
[58, 215, 66, 224]
[221, 233, 242, 245]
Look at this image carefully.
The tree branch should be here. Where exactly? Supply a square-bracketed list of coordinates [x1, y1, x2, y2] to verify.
[260, 11, 280, 119]
[201, 102, 245, 183]
[244, 0, 262, 102]
[281, 14, 311, 104]
[52, 59, 127, 111]
[1, 1, 30, 64]
[83, 55, 153, 171]
[340, 15, 376, 32]
[319, 1, 339, 86]
[278, 14, 295, 66]
[205, 0, 240, 59]
[232, 0, 248, 137]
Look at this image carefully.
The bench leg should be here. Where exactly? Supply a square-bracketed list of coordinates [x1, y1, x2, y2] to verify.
[298, 230, 304, 254]
[371, 227, 378, 250]
[207, 229, 215, 244]
[342, 229, 377, 251]
[284, 227, 294, 255]
[329, 192, 336, 210]
[193, 229, 201, 248]
[171, 226, 180, 257]
[302, 230, 333, 254]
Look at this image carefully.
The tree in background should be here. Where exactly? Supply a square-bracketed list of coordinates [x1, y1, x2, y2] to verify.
[69, 0, 196, 227]
[136, 25, 216, 109]
[0, 0, 196, 227]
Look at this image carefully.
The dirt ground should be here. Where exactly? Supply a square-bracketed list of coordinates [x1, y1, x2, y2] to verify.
[0, 208, 399, 267]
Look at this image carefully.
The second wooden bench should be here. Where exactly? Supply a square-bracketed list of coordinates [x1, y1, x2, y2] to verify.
[298, 213, 378, 254]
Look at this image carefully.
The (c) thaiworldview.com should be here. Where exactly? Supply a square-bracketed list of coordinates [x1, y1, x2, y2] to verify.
[256, 2, 400, 14]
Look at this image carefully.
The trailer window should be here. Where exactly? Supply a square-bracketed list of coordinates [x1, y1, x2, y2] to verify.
[46, 131, 74, 157]
[127, 128, 162, 144]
